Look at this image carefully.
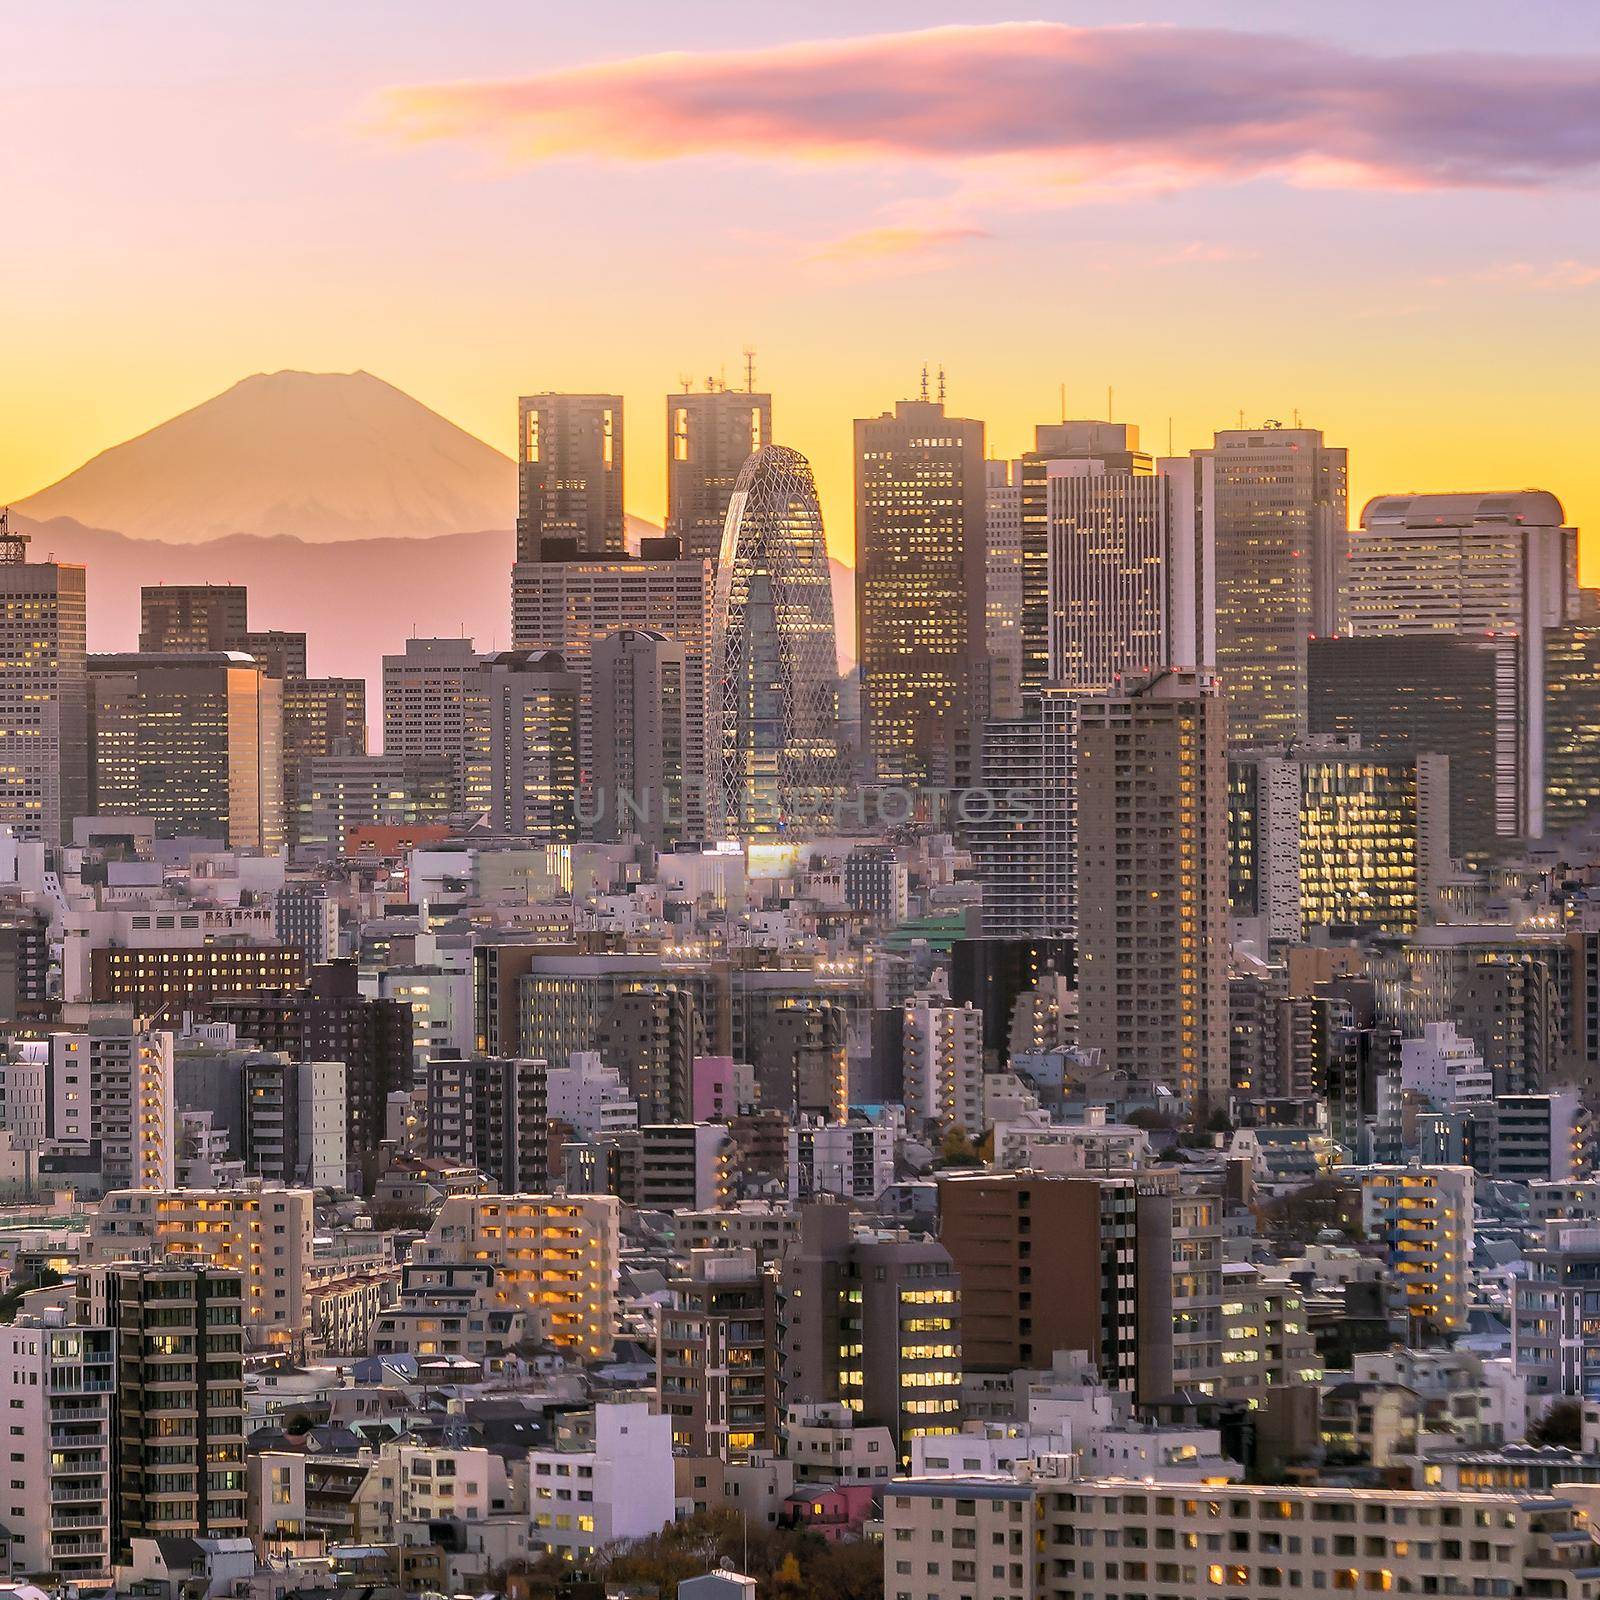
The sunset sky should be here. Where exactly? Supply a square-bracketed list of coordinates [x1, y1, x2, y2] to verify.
[8, 2, 1600, 568]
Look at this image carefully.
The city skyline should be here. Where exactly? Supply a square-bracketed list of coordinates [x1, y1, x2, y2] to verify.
[9, 4, 1600, 571]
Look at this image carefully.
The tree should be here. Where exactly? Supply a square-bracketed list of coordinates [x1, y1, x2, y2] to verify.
[1529, 1399, 1583, 1448]
[938, 1125, 979, 1165]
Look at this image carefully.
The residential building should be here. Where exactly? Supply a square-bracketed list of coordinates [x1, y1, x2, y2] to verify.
[903, 997, 984, 1137]
[591, 627, 690, 847]
[1356, 1164, 1476, 1336]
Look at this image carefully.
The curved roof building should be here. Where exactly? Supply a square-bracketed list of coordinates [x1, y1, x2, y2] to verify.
[709, 445, 841, 834]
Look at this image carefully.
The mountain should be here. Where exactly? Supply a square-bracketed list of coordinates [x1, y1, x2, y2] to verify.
[12, 370, 516, 542]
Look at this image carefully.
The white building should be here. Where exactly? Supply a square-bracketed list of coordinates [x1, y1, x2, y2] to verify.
[0, 1310, 114, 1581]
[1356, 1164, 1476, 1335]
[788, 1118, 896, 1201]
[903, 997, 984, 1137]
[1400, 1021, 1492, 1110]
[525, 1402, 675, 1559]
[546, 1050, 639, 1136]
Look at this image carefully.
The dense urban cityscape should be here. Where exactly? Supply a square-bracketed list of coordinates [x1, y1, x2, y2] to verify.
[12, 7, 1600, 1600]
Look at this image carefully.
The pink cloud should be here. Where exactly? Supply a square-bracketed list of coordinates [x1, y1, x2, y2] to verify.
[1478, 259, 1600, 289]
[377, 23, 1600, 195]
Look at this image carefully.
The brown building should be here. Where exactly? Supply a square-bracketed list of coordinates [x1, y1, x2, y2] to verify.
[658, 1248, 780, 1460]
[90, 940, 306, 1013]
[140, 584, 249, 653]
[937, 1170, 1207, 1402]
[778, 1203, 960, 1461]
[282, 676, 367, 840]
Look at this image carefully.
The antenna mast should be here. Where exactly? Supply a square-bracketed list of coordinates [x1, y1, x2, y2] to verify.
[919, 363, 930, 403]
[743, 347, 757, 394]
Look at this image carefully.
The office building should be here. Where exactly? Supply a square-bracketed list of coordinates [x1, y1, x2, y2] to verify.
[1357, 1164, 1475, 1336]
[281, 676, 366, 839]
[779, 1204, 962, 1459]
[1076, 671, 1230, 1117]
[102, 1264, 246, 1556]
[273, 883, 340, 965]
[591, 627, 689, 847]
[667, 383, 772, 563]
[1017, 420, 1152, 701]
[0, 514, 88, 844]
[382, 637, 484, 807]
[0, 1309, 115, 1581]
[984, 460, 1025, 719]
[90, 941, 306, 1014]
[295, 752, 456, 854]
[1345, 489, 1578, 837]
[1229, 742, 1452, 940]
[1309, 632, 1518, 860]
[463, 650, 580, 838]
[241, 629, 307, 680]
[512, 552, 711, 829]
[89, 651, 284, 850]
[417, 1193, 620, 1358]
[969, 690, 1078, 939]
[1545, 625, 1600, 832]
[856, 395, 986, 787]
[658, 1248, 781, 1459]
[1044, 455, 1213, 688]
[139, 584, 248, 653]
[1205, 425, 1347, 744]
[709, 444, 842, 832]
[516, 393, 624, 559]
[89, 1185, 315, 1351]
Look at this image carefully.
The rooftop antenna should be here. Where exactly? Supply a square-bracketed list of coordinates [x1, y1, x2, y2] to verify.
[937, 364, 946, 404]
[743, 347, 757, 394]
[1059, 383, 1066, 423]
[677, 372, 693, 394]
[1293, 407, 1302, 428]
[719, 363, 727, 393]
[706, 374, 716, 393]
[1167, 417, 1174, 456]
[1107, 385, 1113, 421]
[1238, 408, 1245, 428]
[0, 509, 24, 565]
[919, 363, 930, 403]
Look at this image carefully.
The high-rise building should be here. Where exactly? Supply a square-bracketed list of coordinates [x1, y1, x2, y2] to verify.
[281, 676, 366, 842]
[1356, 1164, 1475, 1336]
[1229, 741, 1453, 941]
[1019, 421, 1151, 701]
[902, 995, 983, 1137]
[0, 1309, 114, 1581]
[983, 460, 1025, 720]
[241, 1055, 347, 1188]
[710, 444, 842, 832]
[382, 637, 484, 808]
[1345, 489, 1577, 838]
[666, 384, 772, 564]
[241, 629, 307, 680]
[52, 1017, 176, 1192]
[422, 1054, 550, 1192]
[779, 1204, 961, 1460]
[0, 514, 88, 844]
[102, 1264, 246, 1556]
[590, 627, 689, 847]
[512, 552, 712, 829]
[1045, 454, 1214, 688]
[139, 584, 248, 653]
[1077, 671, 1230, 1117]
[463, 650, 580, 838]
[516, 393, 624, 559]
[969, 690, 1078, 938]
[856, 396, 985, 787]
[1205, 425, 1347, 745]
[1545, 625, 1600, 833]
[88, 651, 284, 850]
[1309, 632, 1518, 861]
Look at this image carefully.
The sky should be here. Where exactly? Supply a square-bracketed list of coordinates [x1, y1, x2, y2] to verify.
[7, 2, 1600, 569]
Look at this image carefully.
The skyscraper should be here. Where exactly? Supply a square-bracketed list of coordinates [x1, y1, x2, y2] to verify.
[241, 629, 308, 680]
[1019, 421, 1151, 702]
[382, 636, 484, 809]
[516, 393, 624, 559]
[0, 514, 87, 844]
[1045, 454, 1214, 688]
[710, 444, 842, 833]
[511, 550, 712, 830]
[139, 584, 248, 653]
[1345, 489, 1577, 838]
[855, 394, 985, 787]
[666, 384, 771, 564]
[88, 651, 284, 850]
[464, 650, 581, 838]
[1077, 670, 1230, 1117]
[591, 627, 689, 847]
[1544, 625, 1600, 833]
[983, 460, 1025, 720]
[1207, 425, 1347, 745]
[281, 675, 366, 843]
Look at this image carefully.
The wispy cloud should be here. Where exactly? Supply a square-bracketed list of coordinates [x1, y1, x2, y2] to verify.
[1478, 259, 1600, 289]
[1155, 241, 1261, 266]
[377, 23, 1600, 195]
[811, 223, 990, 265]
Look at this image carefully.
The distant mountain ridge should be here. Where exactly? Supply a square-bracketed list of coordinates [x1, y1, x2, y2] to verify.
[13, 369, 517, 542]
